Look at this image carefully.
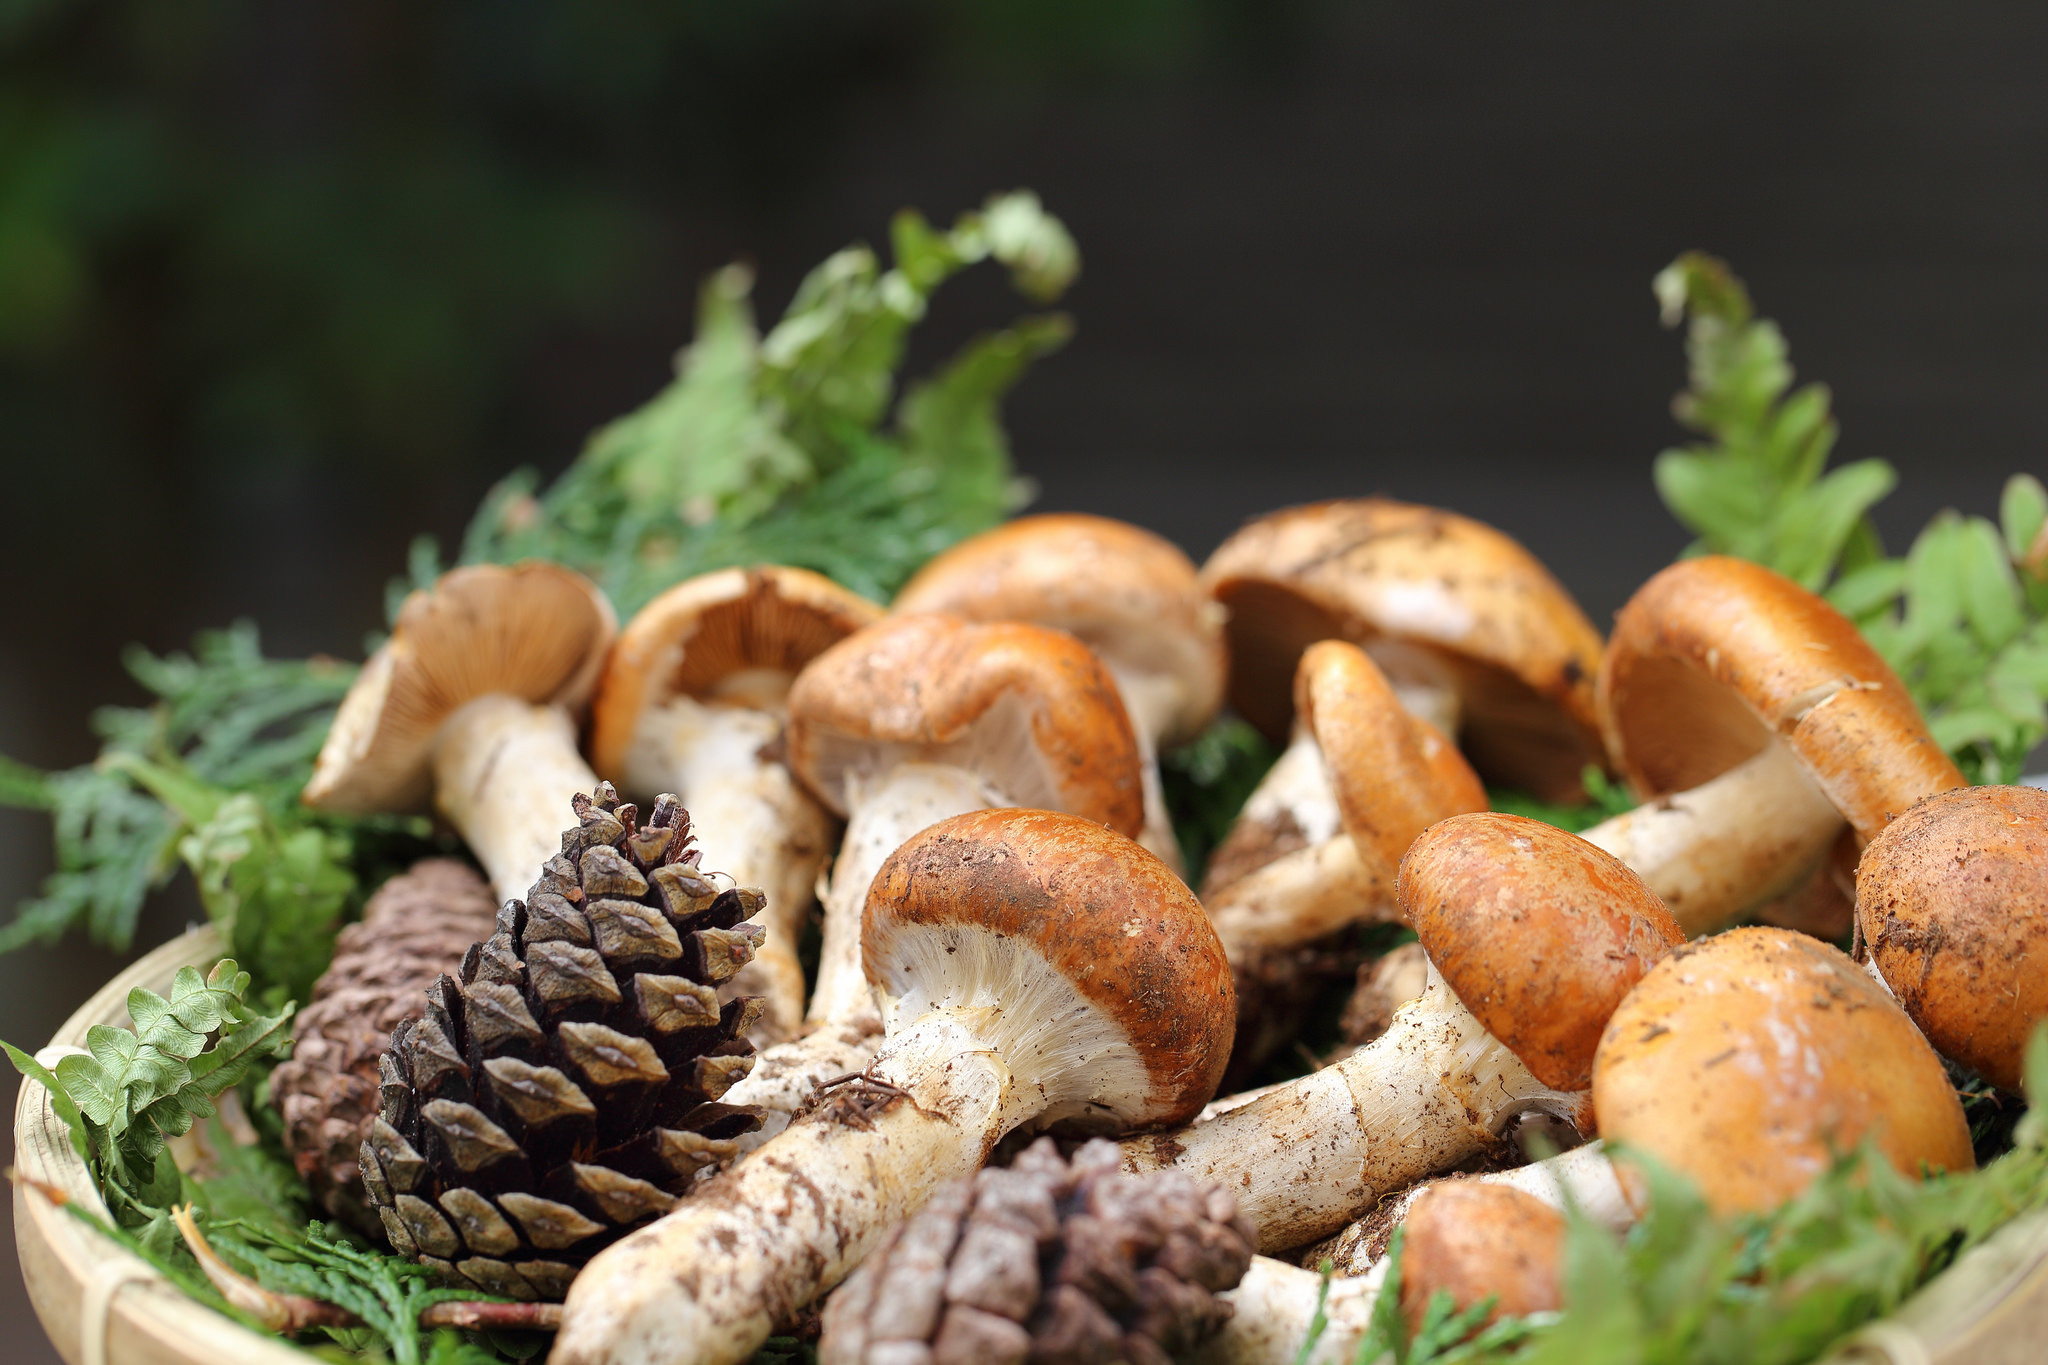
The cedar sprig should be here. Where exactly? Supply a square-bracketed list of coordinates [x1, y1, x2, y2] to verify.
[456, 190, 1077, 615]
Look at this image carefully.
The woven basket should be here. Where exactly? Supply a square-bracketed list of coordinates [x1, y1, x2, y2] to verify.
[14, 927, 2048, 1365]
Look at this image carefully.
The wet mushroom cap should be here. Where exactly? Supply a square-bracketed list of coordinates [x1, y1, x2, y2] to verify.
[1858, 784, 2048, 1092]
[301, 562, 616, 814]
[1593, 926, 1974, 1216]
[785, 613, 1146, 836]
[1399, 1182, 1566, 1333]
[1199, 498, 1606, 802]
[892, 512, 1227, 744]
[1299, 640, 1487, 871]
[587, 565, 882, 776]
[1598, 555, 1964, 844]
[862, 808, 1236, 1130]
[1398, 812, 1682, 1092]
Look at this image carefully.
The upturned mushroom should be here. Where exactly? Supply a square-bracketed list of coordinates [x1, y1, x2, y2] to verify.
[893, 512, 1227, 873]
[1119, 812, 1682, 1252]
[1583, 555, 1965, 936]
[1200, 499, 1606, 802]
[1593, 926, 1973, 1215]
[1202, 640, 1485, 1068]
[717, 612, 1145, 1148]
[302, 562, 617, 903]
[1856, 783, 2048, 1093]
[587, 566, 883, 1042]
[550, 809, 1235, 1365]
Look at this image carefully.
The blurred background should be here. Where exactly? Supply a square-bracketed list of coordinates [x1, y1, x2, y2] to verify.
[2, 3, 2044, 1356]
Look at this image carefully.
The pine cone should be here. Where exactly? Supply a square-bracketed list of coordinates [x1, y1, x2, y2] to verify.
[361, 784, 768, 1302]
[820, 1138, 1256, 1365]
[272, 858, 502, 1231]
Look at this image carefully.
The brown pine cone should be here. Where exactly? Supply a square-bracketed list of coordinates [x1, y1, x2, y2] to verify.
[271, 858, 501, 1230]
[820, 1138, 1256, 1365]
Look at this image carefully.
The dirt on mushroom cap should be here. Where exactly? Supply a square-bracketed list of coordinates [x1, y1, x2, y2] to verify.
[1592, 926, 1974, 1216]
[1858, 784, 2048, 1093]
[1398, 812, 1682, 1092]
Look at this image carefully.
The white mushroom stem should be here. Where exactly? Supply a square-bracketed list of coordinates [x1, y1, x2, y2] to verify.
[1196, 1256, 1384, 1365]
[1107, 664, 1195, 877]
[1204, 727, 1396, 961]
[1118, 965, 1584, 1252]
[432, 695, 601, 904]
[806, 763, 996, 1023]
[1361, 636, 1463, 739]
[620, 696, 833, 1042]
[554, 928, 1148, 1365]
[717, 762, 995, 1156]
[1578, 739, 1845, 937]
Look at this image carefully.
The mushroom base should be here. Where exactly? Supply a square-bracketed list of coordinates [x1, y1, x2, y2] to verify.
[1118, 966, 1586, 1252]
[1200, 1256, 1383, 1365]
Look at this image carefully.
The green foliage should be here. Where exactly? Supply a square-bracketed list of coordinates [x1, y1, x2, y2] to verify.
[1487, 766, 1637, 835]
[1650, 252, 1895, 590]
[1160, 715, 1282, 882]
[0, 623, 366, 966]
[1335, 1026, 2048, 1365]
[1828, 476, 2048, 782]
[459, 191, 1075, 614]
[4, 959, 293, 1235]
[1653, 256, 2048, 776]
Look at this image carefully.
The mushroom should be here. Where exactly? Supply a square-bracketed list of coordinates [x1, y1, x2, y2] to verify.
[716, 613, 1147, 1149]
[1119, 812, 1681, 1252]
[550, 809, 1235, 1365]
[302, 562, 616, 903]
[893, 512, 1227, 873]
[1583, 555, 1966, 936]
[1198, 1152, 1612, 1364]
[1201, 640, 1485, 1072]
[1856, 783, 2048, 1093]
[1396, 1183, 1565, 1335]
[1593, 926, 1973, 1215]
[1303, 1141, 1630, 1278]
[587, 566, 883, 1043]
[1200, 499, 1606, 802]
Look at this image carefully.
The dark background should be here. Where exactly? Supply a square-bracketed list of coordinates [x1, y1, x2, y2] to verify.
[3, 3, 2045, 1358]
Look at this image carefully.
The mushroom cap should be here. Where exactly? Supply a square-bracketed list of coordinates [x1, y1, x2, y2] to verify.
[1199, 499, 1606, 803]
[892, 513, 1227, 744]
[1297, 640, 1488, 871]
[1593, 926, 1974, 1215]
[1598, 555, 1964, 845]
[1398, 812, 1682, 1091]
[1399, 1182, 1565, 1333]
[587, 565, 882, 775]
[302, 562, 617, 814]
[786, 613, 1146, 836]
[1858, 784, 2048, 1092]
[863, 808, 1234, 1130]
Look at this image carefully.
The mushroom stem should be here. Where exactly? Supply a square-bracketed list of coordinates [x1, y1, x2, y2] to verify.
[805, 763, 992, 1024]
[1119, 966, 1584, 1252]
[1577, 739, 1843, 936]
[432, 695, 601, 903]
[553, 1012, 1031, 1365]
[1197, 1256, 1383, 1365]
[1107, 664, 1192, 876]
[621, 695, 832, 1041]
[1361, 636, 1463, 738]
[1201, 724, 1404, 959]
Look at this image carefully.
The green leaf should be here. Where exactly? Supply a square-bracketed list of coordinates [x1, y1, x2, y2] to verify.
[2001, 474, 2048, 565]
[4, 1039, 88, 1160]
[0, 753, 53, 809]
[1956, 515, 2026, 650]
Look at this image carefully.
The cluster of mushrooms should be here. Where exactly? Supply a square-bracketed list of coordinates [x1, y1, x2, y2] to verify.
[299, 499, 2048, 1365]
